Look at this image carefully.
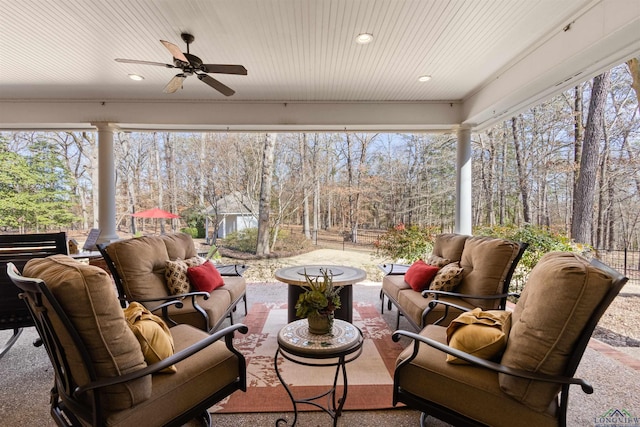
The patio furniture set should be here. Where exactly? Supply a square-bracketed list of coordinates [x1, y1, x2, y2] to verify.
[1, 232, 627, 426]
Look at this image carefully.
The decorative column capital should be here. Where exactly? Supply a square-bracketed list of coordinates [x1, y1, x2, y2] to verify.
[90, 122, 120, 132]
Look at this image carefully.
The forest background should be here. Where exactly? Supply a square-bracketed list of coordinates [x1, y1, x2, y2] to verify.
[0, 60, 639, 259]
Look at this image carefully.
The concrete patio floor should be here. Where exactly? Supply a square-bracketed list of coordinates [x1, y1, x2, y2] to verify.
[1, 255, 639, 426]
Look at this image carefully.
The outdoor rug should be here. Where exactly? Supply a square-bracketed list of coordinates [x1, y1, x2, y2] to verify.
[210, 302, 406, 413]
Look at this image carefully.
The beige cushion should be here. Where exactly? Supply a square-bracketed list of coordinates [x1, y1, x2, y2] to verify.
[499, 252, 613, 411]
[219, 275, 247, 304]
[161, 232, 198, 260]
[165, 289, 232, 331]
[457, 236, 520, 307]
[104, 324, 243, 426]
[446, 308, 511, 364]
[432, 233, 468, 262]
[382, 274, 411, 302]
[165, 257, 201, 295]
[429, 261, 463, 291]
[105, 236, 170, 300]
[123, 302, 176, 373]
[24, 255, 150, 412]
[395, 325, 558, 427]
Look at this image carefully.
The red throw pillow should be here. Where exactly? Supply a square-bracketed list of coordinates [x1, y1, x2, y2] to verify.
[186, 261, 225, 293]
[404, 260, 440, 291]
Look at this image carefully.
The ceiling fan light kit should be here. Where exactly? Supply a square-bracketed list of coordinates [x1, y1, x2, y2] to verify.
[115, 33, 247, 96]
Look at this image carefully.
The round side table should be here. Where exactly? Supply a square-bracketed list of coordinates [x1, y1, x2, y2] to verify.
[274, 318, 364, 427]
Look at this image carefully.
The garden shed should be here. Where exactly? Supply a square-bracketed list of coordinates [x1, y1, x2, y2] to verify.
[205, 193, 258, 240]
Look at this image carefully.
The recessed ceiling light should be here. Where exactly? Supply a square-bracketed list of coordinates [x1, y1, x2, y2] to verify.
[128, 74, 145, 81]
[355, 33, 374, 44]
[418, 75, 432, 82]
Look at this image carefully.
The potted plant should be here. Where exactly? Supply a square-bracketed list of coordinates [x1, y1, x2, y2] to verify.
[295, 268, 342, 334]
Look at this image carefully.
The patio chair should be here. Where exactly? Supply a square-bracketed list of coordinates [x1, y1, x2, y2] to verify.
[0, 232, 67, 359]
[7, 255, 247, 427]
[392, 252, 628, 427]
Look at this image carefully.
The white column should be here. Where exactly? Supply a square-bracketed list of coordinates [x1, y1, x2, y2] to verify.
[92, 122, 120, 243]
[455, 126, 472, 235]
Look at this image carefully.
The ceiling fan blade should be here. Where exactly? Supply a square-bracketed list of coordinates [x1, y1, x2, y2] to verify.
[198, 74, 235, 96]
[160, 40, 190, 64]
[201, 64, 248, 75]
[163, 74, 186, 94]
[115, 58, 174, 68]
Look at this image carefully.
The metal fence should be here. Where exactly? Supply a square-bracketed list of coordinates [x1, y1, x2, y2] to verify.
[307, 227, 640, 287]
[593, 248, 640, 287]
[311, 228, 384, 251]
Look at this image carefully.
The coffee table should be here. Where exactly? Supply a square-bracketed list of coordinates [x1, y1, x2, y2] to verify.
[275, 318, 364, 427]
[274, 265, 366, 323]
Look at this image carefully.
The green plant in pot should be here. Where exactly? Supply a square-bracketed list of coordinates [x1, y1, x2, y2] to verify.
[295, 268, 342, 335]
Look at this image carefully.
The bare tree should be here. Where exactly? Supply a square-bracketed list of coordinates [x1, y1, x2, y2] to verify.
[50, 132, 96, 229]
[572, 84, 584, 212]
[511, 116, 531, 223]
[300, 133, 311, 239]
[571, 72, 611, 244]
[256, 133, 276, 256]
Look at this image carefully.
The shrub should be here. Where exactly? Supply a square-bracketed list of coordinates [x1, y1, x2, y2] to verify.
[272, 228, 313, 253]
[473, 224, 588, 292]
[374, 223, 441, 262]
[221, 227, 313, 254]
[180, 227, 199, 239]
[180, 208, 206, 238]
[376, 223, 587, 292]
[222, 228, 259, 253]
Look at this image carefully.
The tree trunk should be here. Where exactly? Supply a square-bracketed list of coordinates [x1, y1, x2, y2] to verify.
[571, 84, 584, 230]
[480, 132, 496, 225]
[345, 133, 355, 239]
[596, 125, 610, 248]
[198, 133, 206, 206]
[312, 134, 320, 243]
[571, 72, 611, 245]
[301, 134, 311, 239]
[499, 126, 507, 225]
[256, 133, 276, 256]
[511, 116, 530, 223]
[627, 57, 640, 113]
[120, 135, 137, 234]
[164, 133, 177, 233]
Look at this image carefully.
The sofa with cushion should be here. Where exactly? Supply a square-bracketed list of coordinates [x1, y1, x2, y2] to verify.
[99, 233, 247, 333]
[8, 255, 247, 427]
[381, 233, 526, 330]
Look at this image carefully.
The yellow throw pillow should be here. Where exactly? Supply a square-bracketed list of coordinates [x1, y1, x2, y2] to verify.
[123, 302, 176, 373]
[165, 257, 202, 295]
[445, 308, 511, 364]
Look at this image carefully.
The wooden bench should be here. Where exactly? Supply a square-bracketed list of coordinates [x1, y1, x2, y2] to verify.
[0, 232, 68, 359]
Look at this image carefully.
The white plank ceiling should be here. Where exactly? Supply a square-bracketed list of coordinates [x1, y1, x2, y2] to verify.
[1, 0, 639, 131]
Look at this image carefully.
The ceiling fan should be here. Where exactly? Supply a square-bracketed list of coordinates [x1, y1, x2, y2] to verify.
[115, 33, 247, 96]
